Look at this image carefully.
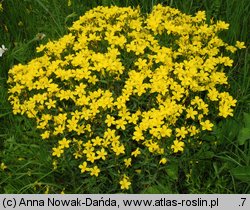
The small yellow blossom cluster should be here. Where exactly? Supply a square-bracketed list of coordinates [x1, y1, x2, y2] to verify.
[8, 5, 244, 190]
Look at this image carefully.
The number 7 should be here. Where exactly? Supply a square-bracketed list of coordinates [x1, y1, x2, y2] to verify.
[241, 198, 246, 206]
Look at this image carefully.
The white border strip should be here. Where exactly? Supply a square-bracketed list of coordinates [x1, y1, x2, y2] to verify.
[0, 194, 249, 210]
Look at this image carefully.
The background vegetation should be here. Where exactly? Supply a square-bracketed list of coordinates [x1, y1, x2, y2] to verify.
[0, 0, 249, 193]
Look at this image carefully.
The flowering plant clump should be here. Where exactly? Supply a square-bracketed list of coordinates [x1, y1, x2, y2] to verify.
[7, 5, 245, 190]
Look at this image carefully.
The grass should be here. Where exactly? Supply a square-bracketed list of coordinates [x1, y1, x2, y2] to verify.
[0, 0, 250, 193]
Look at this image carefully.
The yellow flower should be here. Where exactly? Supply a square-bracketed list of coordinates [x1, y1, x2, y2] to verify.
[112, 143, 125, 156]
[207, 88, 219, 101]
[235, 41, 246, 49]
[219, 105, 234, 118]
[145, 140, 160, 153]
[115, 119, 127, 130]
[45, 99, 56, 109]
[194, 11, 206, 21]
[73, 151, 82, 159]
[91, 136, 102, 146]
[119, 176, 131, 190]
[200, 120, 213, 131]
[135, 58, 148, 69]
[79, 161, 88, 173]
[86, 152, 97, 163]
[124, 158, 132, 168]
[159, 125, 172, 137]
[105, 115, 115, 127]
[159, 158, 167, 165]
[132, 127, 144, 141]
[171, 140, 184, 153]
[216, 20, 229, 30]
[41, 131, 50, 140]
[53, 125, 65, 135]
[90, 166, 100, 177]
[59, 138, 71, 148]
[176, 127, 188, 139]
[1, 162, 7, 171]
[226, 45, 237, 53]
[128, 113, 139, 124]
[96, 148, 107, 160]
[186, 107, 198, 120]
[66, 117, 78, 132]
[104, 128, 116, 140]
[221, 56, 233, 67]
[52, 147, 64, 157]
[189, 125, 199, 136]
[131, 148, 141, 157]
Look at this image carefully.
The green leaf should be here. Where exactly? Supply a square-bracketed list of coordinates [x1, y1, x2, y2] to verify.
[143, 186, 161, 194]
[201, 151, 215, 159]
[243, 112, 250, 125]
[238, 112, 250, 145]
[166, 162, 178, 180]
[238, 128, 250, 145]
[231, 166, 250, 183]
[143, 184, 172, 194]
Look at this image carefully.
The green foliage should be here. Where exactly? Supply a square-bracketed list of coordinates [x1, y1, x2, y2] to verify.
[231, 166, 250, 183]
[166, 161, 179, 181]
[238, 113, 250, 145]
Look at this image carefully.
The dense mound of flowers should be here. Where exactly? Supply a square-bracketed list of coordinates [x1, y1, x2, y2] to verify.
[8, 5, 245, 190]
